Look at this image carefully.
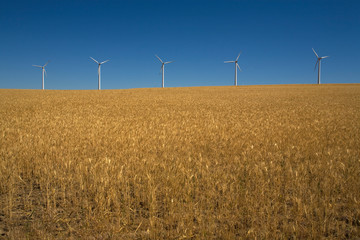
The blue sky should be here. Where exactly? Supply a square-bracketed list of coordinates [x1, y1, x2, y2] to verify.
[0, 0, 359, 90]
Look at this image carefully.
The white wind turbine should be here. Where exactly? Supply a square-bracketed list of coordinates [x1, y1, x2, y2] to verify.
[90, 57, 109, 90]
[33, 61, 50, 90]
[155, 55, 173, 88]
[225, 52, 242, 86]
[312, 48, 329, 84]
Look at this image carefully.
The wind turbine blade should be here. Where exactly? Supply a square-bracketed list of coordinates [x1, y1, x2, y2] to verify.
[155, 55, 163, 63]
[314, 60, 319, 72]
[237, 63, 242, 71]
[33, 65, 42, 68]
[321, 56, 329, 59]
[44, 68, 47, 77]
[43, 60, 50, 67]
[224, 61, 235, 63]
[90, 57, 99, 64]
[312, 48, 319, 58]
[236, 52, 241, 61]
[159, 65, 164, 74]
[100, 60, 109, 64]
[165, 61, 173, 64]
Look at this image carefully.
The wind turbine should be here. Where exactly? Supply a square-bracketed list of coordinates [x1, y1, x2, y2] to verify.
[90, 57, 109, 90]
[312, 48, 329, 84]
[224, 52, 242, 86]
[33, 61, 50, 90]
[155, 55, 173, 88]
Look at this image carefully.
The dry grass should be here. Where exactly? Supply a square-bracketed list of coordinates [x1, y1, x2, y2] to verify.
[0, 84, 359, 239]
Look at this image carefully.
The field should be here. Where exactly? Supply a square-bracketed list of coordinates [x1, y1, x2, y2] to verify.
[0, 84, 359, 239]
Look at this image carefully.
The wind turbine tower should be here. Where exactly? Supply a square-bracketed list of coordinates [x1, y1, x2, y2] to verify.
[90, 57, 109, 90]
[225, 52, 242, 86]
[33, 61, 50, 90]
[312, 48, 329, 84]
[155, 55, 173, 88]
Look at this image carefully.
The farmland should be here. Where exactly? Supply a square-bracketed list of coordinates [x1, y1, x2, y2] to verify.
[0, 84, 359, 239]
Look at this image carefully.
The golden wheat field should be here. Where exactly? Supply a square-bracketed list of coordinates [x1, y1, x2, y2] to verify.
[0, 84, 359, 239]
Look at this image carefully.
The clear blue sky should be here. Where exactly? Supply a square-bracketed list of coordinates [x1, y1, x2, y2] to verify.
[0, 0, 359, 90]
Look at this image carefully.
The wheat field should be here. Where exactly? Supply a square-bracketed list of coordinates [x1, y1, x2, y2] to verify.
[0, 84, 359, 239]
